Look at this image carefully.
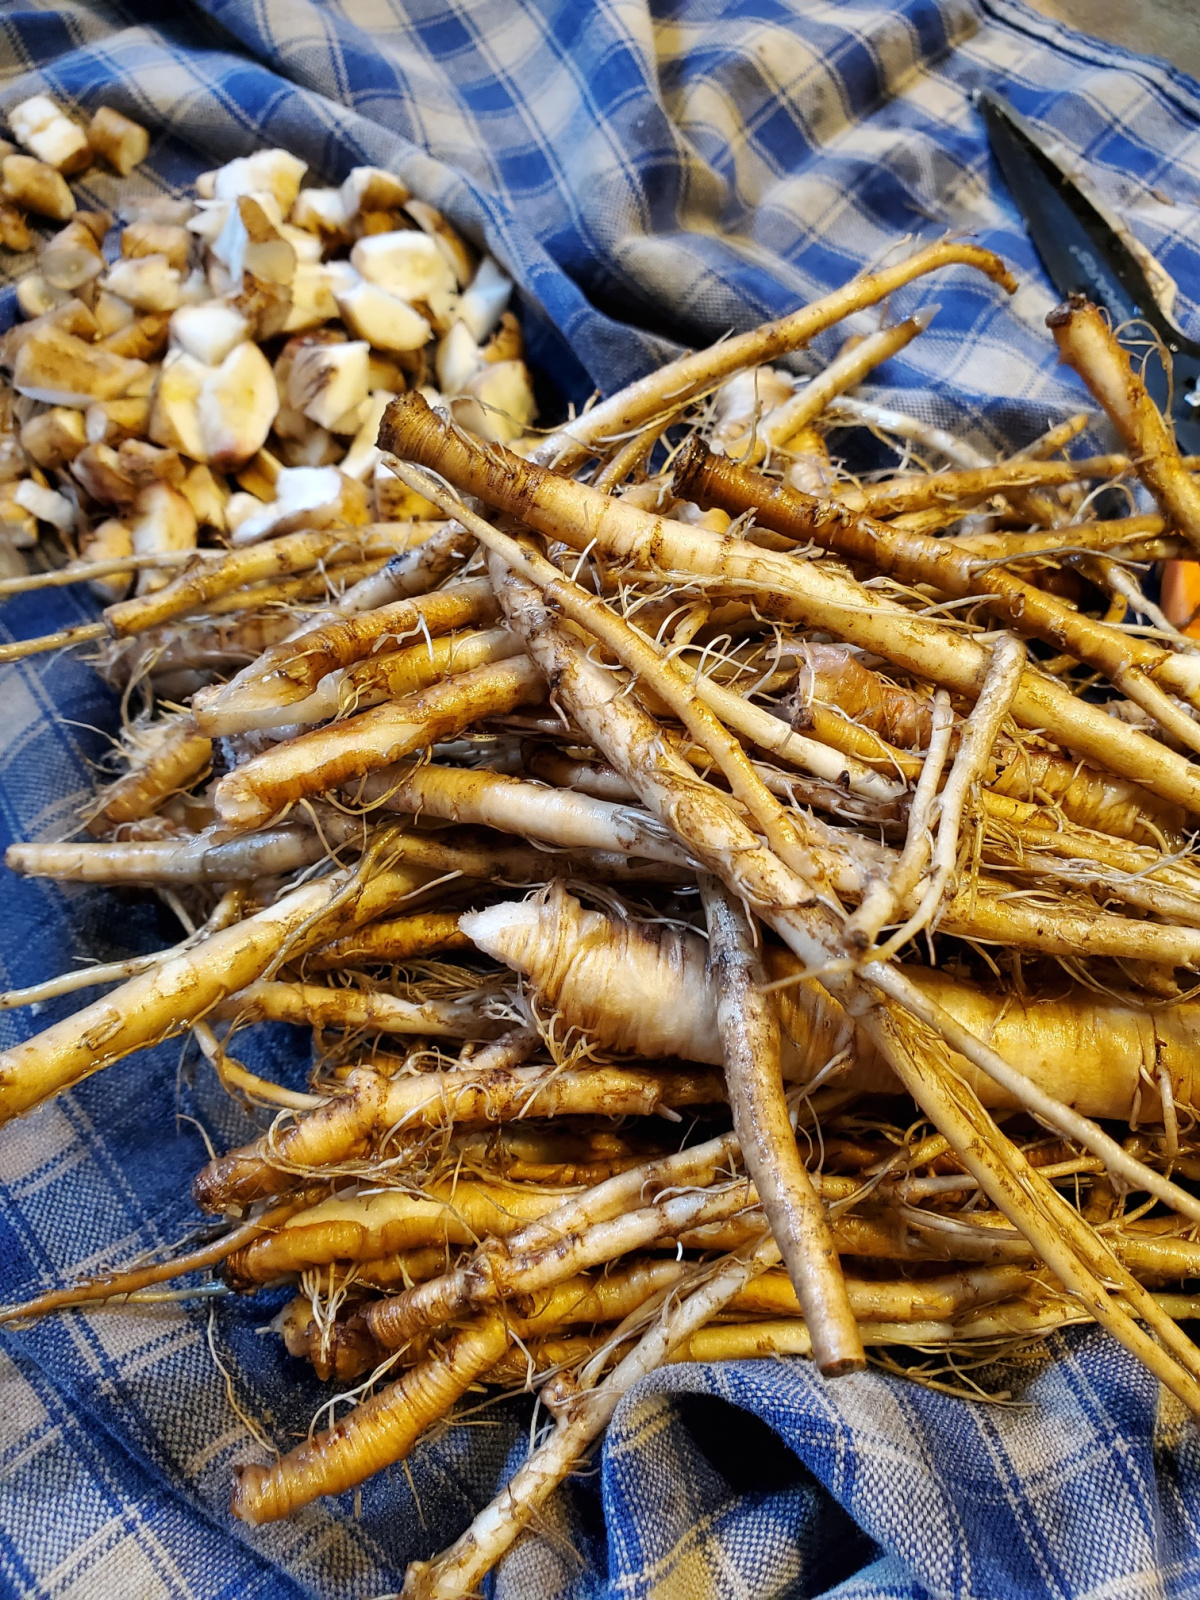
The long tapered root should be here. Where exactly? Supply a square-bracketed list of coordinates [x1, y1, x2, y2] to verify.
[701, 874, 864, 1376]
[232, 1311, 512, 1524]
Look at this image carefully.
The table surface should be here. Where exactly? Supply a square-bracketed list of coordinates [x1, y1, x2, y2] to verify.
[1027, 0, 1200, 79]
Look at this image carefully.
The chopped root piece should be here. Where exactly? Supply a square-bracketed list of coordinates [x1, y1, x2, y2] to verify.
[88, 106, 150, 174]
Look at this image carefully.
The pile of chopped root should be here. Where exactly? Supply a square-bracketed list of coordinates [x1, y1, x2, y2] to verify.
[4, 115, 1200, 1599]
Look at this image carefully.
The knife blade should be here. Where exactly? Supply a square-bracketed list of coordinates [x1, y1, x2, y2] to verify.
[980, 89, 1200, 456]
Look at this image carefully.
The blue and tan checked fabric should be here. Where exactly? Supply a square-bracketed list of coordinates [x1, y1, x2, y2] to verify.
[1, 2, 1200, 1595]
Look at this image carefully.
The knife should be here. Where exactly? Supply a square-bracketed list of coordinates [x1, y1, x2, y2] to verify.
[980, 89, 1200, 456]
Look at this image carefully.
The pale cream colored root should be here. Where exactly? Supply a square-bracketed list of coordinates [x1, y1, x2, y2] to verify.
[786, 643, 1184, 847]
[223, 1180, 581, 1288]
[853, 997, 1200, 1414]
[870, 632, 1025, 962]
[467, 885, 1200, 1122]
[102, 523, 439, 640]
[214, 980, 502, 1040]
[867, 962, 1200, 1226]
[497, 573, 1200, 1411]
[751, 309, 934, 458]
[363, 1183, 756, 1350]
[7, 823, 352, 885]
[356, 760, 686, 865]
[212, 655, 544, 828]
[671, 437, 1200, 727]
[381, 392, 1200, 817]
[193, 578, 498, 739]
[0, 621, 110, 665]
[478, 1291, 1197, 1381]
[844, 690, 952, 948]
[0, 856, 432, 1122]
[358, 1129, 741, 1341]
[386, 458, 901, 811]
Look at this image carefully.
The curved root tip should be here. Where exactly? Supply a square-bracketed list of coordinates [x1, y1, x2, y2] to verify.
[192, 1152, 275, 1213]
[950, 244, 1017, 296]
[819, 1355, 868, 1379]
[191, 1161, 231, 1212]
[1045, 294, 1089, 330]
[230, 1464, 270, 1526]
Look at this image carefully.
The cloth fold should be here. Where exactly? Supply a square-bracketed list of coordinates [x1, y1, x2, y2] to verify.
[1, 2, 1199, 1595]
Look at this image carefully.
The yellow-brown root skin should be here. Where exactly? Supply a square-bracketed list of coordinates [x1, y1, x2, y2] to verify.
[232, 1312, 511, 1524]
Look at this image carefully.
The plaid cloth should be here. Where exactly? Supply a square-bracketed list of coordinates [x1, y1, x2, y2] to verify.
[1, 1, 1200, 1595]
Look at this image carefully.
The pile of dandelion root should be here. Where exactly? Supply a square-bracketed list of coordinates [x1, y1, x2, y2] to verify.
[6, 121, 1200, 1598]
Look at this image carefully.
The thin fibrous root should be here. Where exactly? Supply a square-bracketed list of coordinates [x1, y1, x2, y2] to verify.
[0, 1192, 322, 1325]
[212, 655, 544, 829]
[399, 1235, 782, 1598]
[870, 632, 1025, 963]
[494, 571, 1200, 1403]
[844, 690, 953, 949]
[671, 438, 1200, 721]
[193, 1059, 725, 1210]
[0, 851, 433, 1121]
[359, 1129, 742, 1342]
[533, 240, 1016, 470]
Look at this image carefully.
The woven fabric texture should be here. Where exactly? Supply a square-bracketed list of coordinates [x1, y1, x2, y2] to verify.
[1, 1, 1199, 1596]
